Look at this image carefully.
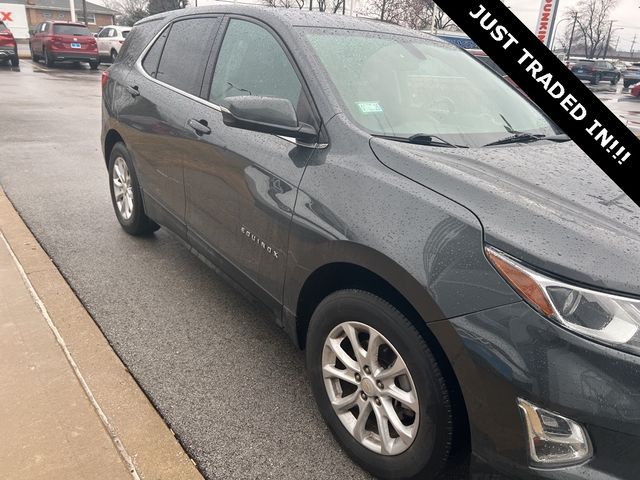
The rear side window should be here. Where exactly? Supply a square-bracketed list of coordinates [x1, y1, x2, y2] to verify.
[155, 17, 220, 96]
[53, 24, 91, 36]
[209, 19, 304, 113]
[122, 30, 130, 38]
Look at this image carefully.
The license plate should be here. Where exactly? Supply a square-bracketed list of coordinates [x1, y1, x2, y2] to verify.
[71, 43, 81, 49]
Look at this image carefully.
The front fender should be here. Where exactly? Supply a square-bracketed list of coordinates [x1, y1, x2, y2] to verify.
[284, 138, 519, 328]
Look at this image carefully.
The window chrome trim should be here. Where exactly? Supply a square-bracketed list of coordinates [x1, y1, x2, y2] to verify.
[134, 20, 328, 150]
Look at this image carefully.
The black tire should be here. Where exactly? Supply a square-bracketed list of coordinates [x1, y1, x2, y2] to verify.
[611, 75, 620, 86]
[44, 48, 54, 67]
[30, 45, 38, 62]
[89, 61, 99, 70]
[306, 290, 453, 480]
[591, 73, 600, 85]
[110, 49, 117, 64]
[108, 142, 159, 235]
[10, 56, 18, 67]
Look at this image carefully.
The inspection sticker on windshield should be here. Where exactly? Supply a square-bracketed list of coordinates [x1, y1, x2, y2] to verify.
[356, 102, 383, 114]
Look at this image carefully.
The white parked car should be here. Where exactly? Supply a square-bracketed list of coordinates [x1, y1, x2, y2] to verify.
[96, 25, 130, 63]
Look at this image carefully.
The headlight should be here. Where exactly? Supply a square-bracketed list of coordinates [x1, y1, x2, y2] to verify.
[486, 246, 640, 355]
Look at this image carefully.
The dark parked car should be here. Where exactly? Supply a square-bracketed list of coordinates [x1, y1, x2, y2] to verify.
[102, 6, 640, 480]
[571, 59, 620, 85]
[623, 63, 640, 88]
[29, 21, 99, 69]
[0, 21, 18, 67]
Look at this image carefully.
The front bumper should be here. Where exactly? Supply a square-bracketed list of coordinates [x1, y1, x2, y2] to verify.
[431, 301, 640, 479]
[49, 51, 98, 63]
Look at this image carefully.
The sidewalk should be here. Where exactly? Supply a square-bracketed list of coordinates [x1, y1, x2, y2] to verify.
[0, 188, 204, 480]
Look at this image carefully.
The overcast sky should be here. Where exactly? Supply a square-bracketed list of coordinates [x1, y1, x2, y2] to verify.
[508, 0, 640, 51]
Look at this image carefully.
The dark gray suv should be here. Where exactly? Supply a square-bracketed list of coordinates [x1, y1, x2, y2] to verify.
[101, 6, 640, 480]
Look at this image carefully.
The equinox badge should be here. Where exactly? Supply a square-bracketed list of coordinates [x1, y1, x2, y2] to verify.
[240, 226, 279, 259]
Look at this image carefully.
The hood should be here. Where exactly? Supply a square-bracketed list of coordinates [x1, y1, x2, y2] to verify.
[370, 138, 640, 296]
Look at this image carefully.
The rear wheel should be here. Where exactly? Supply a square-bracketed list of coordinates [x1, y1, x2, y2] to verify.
[89, 61, 99, 70]
[108, 142, 159, 236]
[10, 56, 18, 67]
[611, 75, 620, 86]
[44, 48, 54, 67]
[30, 45, 38, 61]
[307, 290, 453, 480]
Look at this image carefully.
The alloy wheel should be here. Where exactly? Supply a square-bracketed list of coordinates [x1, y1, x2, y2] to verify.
[112, 156, 134, 220]
[322, 321, 419, 456]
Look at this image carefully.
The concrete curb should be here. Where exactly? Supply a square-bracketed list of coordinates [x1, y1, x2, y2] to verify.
[0, 188, 204, 480]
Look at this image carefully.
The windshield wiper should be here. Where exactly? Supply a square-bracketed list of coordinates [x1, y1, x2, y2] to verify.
[373, 133, 468, 148]
[484, 132, 571, 147]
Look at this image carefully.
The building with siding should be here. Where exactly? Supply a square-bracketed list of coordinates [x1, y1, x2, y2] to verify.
[0, 0, 117, 38]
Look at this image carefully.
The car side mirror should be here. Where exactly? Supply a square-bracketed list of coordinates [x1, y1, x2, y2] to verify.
[221, 96, 318, 144]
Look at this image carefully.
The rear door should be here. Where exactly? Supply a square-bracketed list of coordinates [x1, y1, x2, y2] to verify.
[117, 15, 222, 238]
[183, 17, 320, 313]
[32, 22, 46, 53]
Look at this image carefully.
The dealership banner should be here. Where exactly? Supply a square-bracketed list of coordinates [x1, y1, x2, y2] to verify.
[535, 0, 560, 46]
[433, 0, 640, 208]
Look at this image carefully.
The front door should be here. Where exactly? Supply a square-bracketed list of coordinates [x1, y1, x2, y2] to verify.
[184, 17, 320, 313]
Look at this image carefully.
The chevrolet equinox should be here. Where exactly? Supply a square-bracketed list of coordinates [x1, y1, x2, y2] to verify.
[101, 6, 640, 480]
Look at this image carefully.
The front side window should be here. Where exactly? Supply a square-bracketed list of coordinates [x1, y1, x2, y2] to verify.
[155, 17, 220, 96]
[304, 29, 557, 148]
[210, 19, 304, 114]
[98, 28, 110, 38]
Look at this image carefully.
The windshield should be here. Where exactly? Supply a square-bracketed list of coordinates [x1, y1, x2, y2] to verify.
[53, 24, 92, 36]
[304, 29, 557, 147]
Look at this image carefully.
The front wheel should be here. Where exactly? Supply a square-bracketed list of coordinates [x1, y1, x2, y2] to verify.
[110, 49, 117, 64]
[611, 75, 620, 86]
[306, 290, 453, 480]
[108, 142, 159, 235]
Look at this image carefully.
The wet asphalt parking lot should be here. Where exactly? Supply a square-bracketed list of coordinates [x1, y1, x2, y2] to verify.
[0, 59, 373, 480]
[1, 58, 637, 479]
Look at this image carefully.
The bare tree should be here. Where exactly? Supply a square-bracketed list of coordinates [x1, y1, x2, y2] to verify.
[369, 0, 455, 30]
[264, 0, 305, 9]
[148, 0, 188, 15]
[103, 0, 148, 25]
[369, 0, 405, 23]
[567, 0, 618, 58]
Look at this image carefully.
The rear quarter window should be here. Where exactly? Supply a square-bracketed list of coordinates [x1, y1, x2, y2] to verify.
[117, 18, 165, 67]
[0, 22, 7, 32]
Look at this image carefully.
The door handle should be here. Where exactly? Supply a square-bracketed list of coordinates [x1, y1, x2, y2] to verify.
[187, 118, 211, 135]
[126, 85, 140, 97]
